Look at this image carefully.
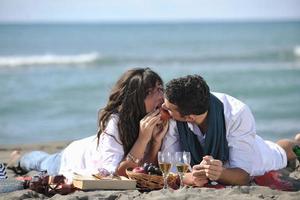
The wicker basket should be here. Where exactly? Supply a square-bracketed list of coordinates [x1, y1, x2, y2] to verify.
[126, 168, 179, 190]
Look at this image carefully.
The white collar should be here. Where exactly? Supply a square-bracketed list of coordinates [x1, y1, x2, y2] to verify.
[187, 122, 204, 138]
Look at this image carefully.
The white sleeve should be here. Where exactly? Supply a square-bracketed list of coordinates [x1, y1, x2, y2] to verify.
[161, 119, 181, 153]
[98, 115, 124, 173]
[226, 105, 256, 175]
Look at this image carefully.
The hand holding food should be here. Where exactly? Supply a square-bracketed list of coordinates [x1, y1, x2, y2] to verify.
[160, 107, 171, 121]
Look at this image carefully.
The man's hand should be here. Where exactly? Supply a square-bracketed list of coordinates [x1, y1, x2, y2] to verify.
[192, 163, 207, 180]
[200, 155, 224, 181]
[193, 156, 250, 185]
[191, 157, 209, 187]
[193, 178, 209, 187]
[182, 172, 208, 187]
[192, 155, 224, 186]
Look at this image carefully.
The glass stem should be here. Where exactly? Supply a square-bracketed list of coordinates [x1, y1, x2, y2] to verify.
[163, 173, 168, 189]
[179, 173, 184, 188]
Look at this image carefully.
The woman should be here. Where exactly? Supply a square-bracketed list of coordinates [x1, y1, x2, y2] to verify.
[14, 67, 168, 180]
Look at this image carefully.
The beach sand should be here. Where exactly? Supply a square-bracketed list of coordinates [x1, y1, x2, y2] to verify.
[0, 142, 299, 200]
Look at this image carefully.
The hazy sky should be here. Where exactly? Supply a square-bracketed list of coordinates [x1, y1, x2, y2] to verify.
[0, 0, 300, 23]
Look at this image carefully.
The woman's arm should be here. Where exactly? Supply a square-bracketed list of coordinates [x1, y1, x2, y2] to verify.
[117, 137, 149, 176]
[117, 110, 162, 176]
[143, 121, 169, 165]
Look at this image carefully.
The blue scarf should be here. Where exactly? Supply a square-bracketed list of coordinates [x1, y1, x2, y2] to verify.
[176, 94, 229, 166]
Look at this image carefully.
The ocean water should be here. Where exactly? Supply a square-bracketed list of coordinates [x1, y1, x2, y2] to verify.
[0, 22, 300, 145]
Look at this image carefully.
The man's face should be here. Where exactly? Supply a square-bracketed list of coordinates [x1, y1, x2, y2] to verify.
[162, 98, 208, 125]
[162, 98, 189, 122]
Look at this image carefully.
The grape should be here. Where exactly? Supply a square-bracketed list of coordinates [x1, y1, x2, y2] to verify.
[154, 167, 162, 176]
[148, 166, 156, 173]
[142, 163, 162, 175]
[143, 163, 151, 172]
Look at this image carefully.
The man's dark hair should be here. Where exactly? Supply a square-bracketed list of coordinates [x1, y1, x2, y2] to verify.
[165, 75, 210, 116]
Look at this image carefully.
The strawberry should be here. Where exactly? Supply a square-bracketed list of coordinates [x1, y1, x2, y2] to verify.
[160, 108, 171, 121]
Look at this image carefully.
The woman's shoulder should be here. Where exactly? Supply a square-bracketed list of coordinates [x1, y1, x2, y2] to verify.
[100, 113, 121, 141]
[109, 113, 119, 122]
[105, 114, 119, 131]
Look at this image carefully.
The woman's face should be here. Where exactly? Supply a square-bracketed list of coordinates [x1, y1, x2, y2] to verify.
[144, 82, 164, 113]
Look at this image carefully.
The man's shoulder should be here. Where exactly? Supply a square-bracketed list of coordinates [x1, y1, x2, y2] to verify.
[212, 92, 247, 119]
[212, 92, 242, 103]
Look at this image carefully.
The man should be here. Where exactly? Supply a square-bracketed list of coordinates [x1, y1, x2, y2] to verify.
[161, 74, 300, 186]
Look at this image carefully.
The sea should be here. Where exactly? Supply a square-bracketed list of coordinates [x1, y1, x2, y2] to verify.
[0, 21, 300, 145]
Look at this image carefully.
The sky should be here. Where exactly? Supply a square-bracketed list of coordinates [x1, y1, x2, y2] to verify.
[0, 0, 300, 23]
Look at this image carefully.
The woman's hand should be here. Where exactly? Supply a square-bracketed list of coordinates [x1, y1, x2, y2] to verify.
[138, 109, 161, 143]
[152, 120, 169, 144]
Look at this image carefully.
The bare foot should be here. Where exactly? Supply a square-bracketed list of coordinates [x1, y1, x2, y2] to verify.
[295, 133, 300, 143]
[6, 150, 28, 176]
[7, 150, 21, 167]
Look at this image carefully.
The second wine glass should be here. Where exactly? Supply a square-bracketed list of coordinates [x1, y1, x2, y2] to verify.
[175, 151, 191, 189]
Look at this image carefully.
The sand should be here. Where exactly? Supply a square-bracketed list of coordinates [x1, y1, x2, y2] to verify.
[0, 142, 299, 200]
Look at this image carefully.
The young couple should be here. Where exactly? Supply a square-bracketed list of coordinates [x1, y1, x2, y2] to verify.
[15, 67, 300, 186]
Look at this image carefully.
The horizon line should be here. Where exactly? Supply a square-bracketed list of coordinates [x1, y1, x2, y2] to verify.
[1, 18, 300, 25]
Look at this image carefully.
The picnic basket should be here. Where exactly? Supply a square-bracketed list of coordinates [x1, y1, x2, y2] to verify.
[126, 168, 179, 190]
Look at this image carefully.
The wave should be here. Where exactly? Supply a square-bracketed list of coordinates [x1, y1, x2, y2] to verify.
[0, 52, 100, 67]
[1, 48, 298, 68]
[294, 46, 300, 57]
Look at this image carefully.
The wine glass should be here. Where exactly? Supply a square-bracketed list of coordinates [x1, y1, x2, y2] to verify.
[158, 151, 173, 190]
[175, 151, 191, 189]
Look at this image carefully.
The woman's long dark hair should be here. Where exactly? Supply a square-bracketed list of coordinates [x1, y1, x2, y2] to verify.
[97, 68, 163, 156]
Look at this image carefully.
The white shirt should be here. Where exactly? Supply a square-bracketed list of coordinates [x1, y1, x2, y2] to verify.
[59, 114, 124, 179]
[161, 92, 287, 176]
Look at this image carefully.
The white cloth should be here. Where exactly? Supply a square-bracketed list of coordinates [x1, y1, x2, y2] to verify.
[59, 114, 124, 179]
[161, 92, 287, 176]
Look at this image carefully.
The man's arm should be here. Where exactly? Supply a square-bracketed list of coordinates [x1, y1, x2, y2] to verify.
[218, 167, 250, 185]
[188, 167, 250, 186]
[192, 156, 250, 186]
